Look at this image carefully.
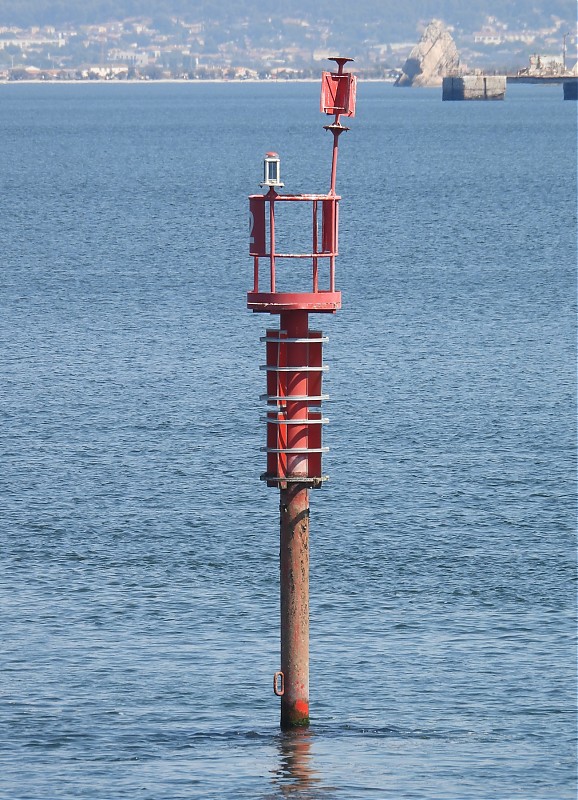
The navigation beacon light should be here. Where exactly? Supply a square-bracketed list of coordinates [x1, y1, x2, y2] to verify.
[248, 57, 357, 730]
[260, 151, 284, 188]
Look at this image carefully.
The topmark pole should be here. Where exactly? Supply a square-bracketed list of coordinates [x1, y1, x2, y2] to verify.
[247, 59, 357, 729]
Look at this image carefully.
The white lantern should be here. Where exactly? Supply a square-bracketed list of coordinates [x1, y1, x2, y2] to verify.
[260, 152, 284, 188]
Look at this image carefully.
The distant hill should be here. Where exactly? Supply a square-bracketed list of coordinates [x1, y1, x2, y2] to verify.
[0, 0, 574, 38]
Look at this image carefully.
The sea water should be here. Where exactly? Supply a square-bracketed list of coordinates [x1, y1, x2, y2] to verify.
[0, 81, 575, 799]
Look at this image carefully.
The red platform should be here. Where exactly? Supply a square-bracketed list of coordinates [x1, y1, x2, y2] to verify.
[248, 190, 341, 314]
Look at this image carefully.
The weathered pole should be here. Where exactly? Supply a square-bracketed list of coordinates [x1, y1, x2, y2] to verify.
[247, 59, 356, 729]
[280, 482, 310, 727]
[279, 308, 311, 726]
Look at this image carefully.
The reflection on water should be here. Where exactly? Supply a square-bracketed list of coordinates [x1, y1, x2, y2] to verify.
[266, 730, 337, 799]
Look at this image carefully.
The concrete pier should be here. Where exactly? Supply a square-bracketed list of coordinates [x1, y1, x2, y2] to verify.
[443, 75, 506, 101]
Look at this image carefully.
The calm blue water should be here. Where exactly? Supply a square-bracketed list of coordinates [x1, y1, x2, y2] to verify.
[0, 81, 576, 799]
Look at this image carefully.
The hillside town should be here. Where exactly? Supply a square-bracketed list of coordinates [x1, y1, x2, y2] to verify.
[0, 14, 575, 81]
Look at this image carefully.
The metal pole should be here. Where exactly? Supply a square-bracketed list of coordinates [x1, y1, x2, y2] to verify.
[279, 482, 310, 728]
[279, 308, 310, 728]
[269, 190, 276, 293]
[330, 129, 340, 194]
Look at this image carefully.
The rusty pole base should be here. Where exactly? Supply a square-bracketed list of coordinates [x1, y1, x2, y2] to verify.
[279, 482, 310, 729]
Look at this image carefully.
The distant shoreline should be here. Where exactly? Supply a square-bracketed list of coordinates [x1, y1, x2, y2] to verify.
[0, 77, 397, 85]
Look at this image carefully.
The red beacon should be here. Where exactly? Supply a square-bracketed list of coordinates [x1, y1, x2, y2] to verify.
[248, 58, 357, 489]
[248, 58, 356, 730]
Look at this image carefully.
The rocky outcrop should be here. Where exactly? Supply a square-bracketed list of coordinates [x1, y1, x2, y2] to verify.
[395, 20, 460, 88]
